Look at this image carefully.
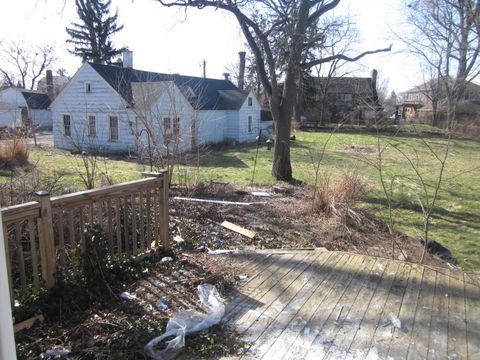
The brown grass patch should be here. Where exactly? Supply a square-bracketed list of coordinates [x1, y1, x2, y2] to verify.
[0, 137, 29, 169]
[311, 171, 370, 216]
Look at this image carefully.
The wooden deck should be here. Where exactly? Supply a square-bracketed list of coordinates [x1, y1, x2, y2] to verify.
[217, 249, 480, 360]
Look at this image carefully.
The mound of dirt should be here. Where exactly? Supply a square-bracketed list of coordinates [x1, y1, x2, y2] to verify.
[170, 183, 448, 268]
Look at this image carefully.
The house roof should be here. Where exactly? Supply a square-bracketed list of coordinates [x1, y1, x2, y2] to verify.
[21, 91, 51, 109]
[406, 78, 480, 94]
[88, 62, 245, 110]
[312, 77, 373, 94]
[217, 90, 249, 110]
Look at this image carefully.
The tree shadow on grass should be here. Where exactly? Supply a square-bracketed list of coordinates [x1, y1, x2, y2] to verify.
[364, 197, 480, 231]
[182, 153, 250, 168]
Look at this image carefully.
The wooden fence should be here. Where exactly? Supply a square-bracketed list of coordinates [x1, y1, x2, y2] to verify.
[1, 171, 169, 300]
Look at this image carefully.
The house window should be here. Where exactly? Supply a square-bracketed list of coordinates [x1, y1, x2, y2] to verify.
[248, 97, 253, 106]
[248, 115, 253, 133]
[85, 82, 91, 93]
[63, 114, 71, 137]
[173, 117, 180, 138]
[88, 115, 96, 137]
[163, 116, 172, 136]
[109, 115, 119, 141]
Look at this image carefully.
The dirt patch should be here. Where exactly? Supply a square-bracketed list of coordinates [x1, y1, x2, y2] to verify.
[170, 184, 447, 268]
[344, 145, 378, 154]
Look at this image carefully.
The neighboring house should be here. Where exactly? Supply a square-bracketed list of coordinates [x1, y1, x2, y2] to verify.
[51, 52, 271, 154]
[396, 80, 480, 123]
[0, 87, 52, 129]
[302, 70, 380, 126]
[37, 72, 69, 100]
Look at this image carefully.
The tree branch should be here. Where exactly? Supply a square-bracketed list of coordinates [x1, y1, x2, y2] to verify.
[302, 44, 392, 69]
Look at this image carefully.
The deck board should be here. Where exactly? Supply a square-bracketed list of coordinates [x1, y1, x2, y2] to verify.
[205, 250, 479, 360]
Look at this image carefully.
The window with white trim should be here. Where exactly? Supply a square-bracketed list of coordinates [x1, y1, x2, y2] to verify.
[88, 115, 96, 137]
[63, 114, 71, 137]
[109, 115, 119, 141]
[248, 97, 253, 106]
[248, 115, 253, 133]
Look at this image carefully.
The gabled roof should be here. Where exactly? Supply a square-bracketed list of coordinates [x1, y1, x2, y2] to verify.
[217, 90, 249, 110]
[21, 91, 51, 109]
[88, 62, 244, 110]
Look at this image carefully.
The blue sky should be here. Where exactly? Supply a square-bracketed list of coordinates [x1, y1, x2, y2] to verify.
[0, 0, 420, 93]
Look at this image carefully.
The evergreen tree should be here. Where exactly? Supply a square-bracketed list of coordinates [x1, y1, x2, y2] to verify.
[66, 0, 125, 64]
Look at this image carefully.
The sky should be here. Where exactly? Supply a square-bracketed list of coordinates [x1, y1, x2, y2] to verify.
[0, 0, 421, 93]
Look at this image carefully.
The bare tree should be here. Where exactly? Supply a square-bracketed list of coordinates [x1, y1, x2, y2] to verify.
[0, 41, 56, 90]
[400, 0, 480, 129]
[156, 0, 391, 181]
[130, 79, 208, 184]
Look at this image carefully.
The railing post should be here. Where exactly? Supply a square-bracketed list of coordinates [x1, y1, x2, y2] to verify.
[35, 191, 56, 289]
[142, 171, 170, 251]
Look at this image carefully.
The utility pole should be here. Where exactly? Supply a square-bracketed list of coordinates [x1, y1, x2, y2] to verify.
[202, 59, 206, 78]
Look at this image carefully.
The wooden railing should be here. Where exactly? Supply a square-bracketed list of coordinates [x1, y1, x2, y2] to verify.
[1, 171, 169, 299]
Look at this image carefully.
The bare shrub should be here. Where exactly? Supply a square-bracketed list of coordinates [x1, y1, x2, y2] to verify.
[311, 171, 369, 217]
[0, 137, 29, 169]
[335, 171, 370, 208]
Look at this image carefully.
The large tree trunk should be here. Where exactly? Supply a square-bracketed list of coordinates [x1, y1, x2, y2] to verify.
[272, 109, 293, 180]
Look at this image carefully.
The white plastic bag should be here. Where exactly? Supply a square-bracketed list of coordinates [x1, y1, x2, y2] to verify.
[144, 284, 225, 360]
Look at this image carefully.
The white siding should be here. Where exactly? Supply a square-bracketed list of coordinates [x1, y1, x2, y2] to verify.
[30, 109, 52, 129]
[0, 88, 53, 129]
[224, 111, 239, 141]
[197, 110, 227, 145]
[51, 63, 135, 153]
[237, 92, 262, 142]
[134, 83, 195, 154]
[0, 88, 27, 128]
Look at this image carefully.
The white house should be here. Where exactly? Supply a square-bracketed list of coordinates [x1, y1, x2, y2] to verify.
[0, 87, 52, 130]
[51, 53, 272, 154]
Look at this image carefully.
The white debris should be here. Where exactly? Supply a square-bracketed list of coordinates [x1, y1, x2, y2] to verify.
[388, 313, 402, 329]
[251, 191, 271, 197]
[207, 248, 234, 254]
[173, 235, 185, 243]
[160, 257, 174, 264]
[120, 292, 136, 300]
[45, 347, 71, 358]
[144, 284, 225, 360]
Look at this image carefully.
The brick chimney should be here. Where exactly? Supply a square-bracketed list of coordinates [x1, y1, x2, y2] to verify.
[223, 73, 230, 81]
[238, 51, 246, 90]
[46, 70, 55, 100]
[371, 69, 379, 104]
[123, 50, 133, 68]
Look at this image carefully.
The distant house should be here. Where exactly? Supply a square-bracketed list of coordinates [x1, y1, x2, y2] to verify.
[301, 70, 381, 126]
[51, 51, 272, 154]
[396, 80, 480, 124]
[0, 87, 52, 130]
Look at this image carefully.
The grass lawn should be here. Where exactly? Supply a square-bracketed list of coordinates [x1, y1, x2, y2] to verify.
[3, 128, 479, 270]
[174, 128, 479, 270]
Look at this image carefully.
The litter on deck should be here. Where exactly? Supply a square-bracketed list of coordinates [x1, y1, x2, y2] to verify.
[220, 221, 256, 239]
[207, 248, 235, 254]
[173, 197, 266, 206]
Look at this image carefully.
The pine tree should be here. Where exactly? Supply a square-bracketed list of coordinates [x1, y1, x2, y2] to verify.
[66, 0, 125, 64]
